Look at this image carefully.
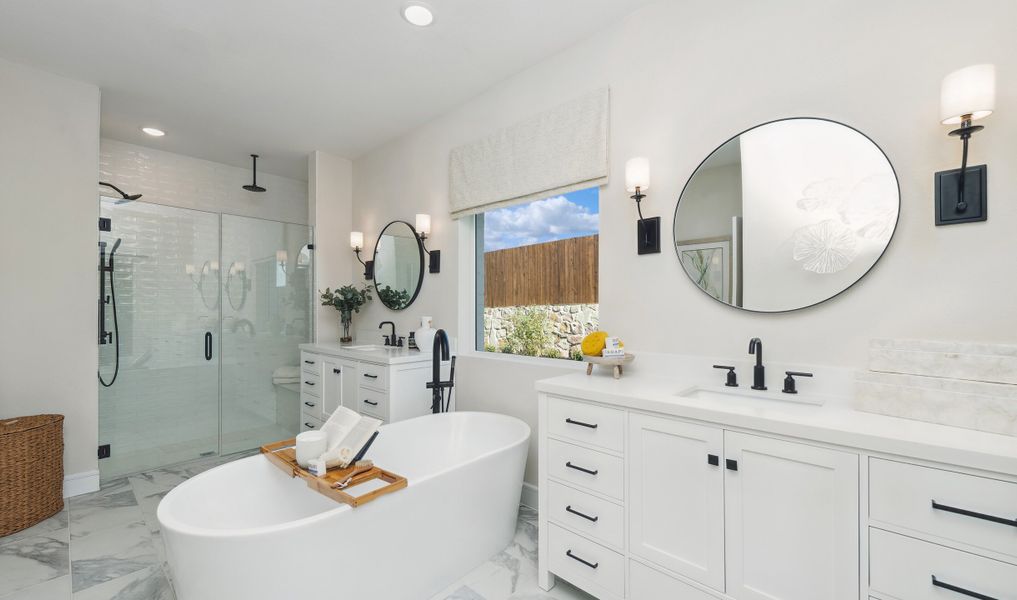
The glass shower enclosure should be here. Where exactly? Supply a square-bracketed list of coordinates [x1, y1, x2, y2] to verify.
[97, 199, 313, 480]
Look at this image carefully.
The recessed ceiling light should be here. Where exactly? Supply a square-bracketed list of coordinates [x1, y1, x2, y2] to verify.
[141, 127, 165, 137]
[402, 3, 434, 27]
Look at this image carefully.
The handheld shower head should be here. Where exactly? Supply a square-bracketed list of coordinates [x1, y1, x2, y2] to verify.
[110, 238, 122, 257]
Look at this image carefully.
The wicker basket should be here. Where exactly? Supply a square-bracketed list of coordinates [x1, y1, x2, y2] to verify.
[0, 414, 64, 537]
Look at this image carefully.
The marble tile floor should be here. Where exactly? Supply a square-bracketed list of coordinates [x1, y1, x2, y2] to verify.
[1, 454, 593, 600]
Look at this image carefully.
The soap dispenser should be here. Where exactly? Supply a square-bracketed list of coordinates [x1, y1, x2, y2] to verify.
[415, 317, 437, 353]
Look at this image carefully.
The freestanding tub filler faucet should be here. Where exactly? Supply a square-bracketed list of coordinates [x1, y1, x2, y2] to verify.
[426, 329, 456, 413]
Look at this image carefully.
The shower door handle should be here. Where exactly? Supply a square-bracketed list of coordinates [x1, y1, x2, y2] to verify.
[204, 332, 213, 361]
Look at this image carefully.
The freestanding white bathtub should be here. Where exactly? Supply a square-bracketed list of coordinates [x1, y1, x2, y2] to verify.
[158, 412, 530, 600]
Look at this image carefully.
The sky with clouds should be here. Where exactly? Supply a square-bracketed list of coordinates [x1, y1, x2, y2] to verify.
[484, 187, 600, 251]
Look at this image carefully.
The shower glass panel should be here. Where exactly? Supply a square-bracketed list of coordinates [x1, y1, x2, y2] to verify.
[220, 215, 312, 454]
[98, 200, 221, 480]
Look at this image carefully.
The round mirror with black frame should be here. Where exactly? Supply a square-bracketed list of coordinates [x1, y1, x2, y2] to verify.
[673, 117, 900, 313]
[372, 220, 424, 311]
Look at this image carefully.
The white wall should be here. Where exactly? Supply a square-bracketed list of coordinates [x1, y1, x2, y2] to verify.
[0, 58, 100, 484]
[101, 138, 308, 225]
[351, 0, 1017, 485]
[309, 151, 354, 342]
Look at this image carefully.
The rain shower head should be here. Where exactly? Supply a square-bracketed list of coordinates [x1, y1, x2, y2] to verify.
[243, 154, 267, 193]
[99, 181, 142, 203]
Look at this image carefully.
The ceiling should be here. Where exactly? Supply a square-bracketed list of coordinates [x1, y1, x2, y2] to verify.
[0, 0, 656, 180]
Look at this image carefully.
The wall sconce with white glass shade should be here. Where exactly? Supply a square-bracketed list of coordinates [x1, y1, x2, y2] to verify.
[626, 157, 660, 254]
[414, 213, 440, 273]
[935, 64, 995, 225]
[350, 231, 374, 280]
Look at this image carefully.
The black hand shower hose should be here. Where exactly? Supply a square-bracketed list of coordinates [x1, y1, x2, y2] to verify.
[98, 241, 121, 387]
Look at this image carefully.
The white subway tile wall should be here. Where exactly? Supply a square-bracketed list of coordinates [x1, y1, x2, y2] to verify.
[99, 139, 308, 225]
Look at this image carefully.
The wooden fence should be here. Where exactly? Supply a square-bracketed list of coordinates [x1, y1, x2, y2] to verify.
[484, 234, 598, 307]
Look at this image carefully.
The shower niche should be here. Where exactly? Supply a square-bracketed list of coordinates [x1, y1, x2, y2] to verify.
[97, 199, 313, 480]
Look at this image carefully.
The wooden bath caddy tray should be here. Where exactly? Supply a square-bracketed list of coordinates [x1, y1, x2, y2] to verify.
[260, 438, 407, 507]
[583, 353, 635, 379]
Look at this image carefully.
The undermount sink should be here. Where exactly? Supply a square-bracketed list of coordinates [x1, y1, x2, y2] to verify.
[343, 344, 399, 352]
[677, 385, 824, 406]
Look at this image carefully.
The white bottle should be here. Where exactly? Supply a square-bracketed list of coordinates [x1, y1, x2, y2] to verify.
[415, 317, 437, 353]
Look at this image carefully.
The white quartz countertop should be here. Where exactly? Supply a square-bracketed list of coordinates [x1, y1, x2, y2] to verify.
[300, 342, 434, 365]
[537, 371, 1017, 478]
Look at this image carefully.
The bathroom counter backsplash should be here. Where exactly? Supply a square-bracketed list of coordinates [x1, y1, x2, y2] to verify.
[536, 354, 1017, 479]
[300, 342, 435, 365]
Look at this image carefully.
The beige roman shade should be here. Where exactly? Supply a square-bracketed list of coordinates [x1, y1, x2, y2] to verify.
[449, 87, 609, 219]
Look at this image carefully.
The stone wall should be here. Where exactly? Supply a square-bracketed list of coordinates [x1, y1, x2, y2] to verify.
[484, 304, 600, 359]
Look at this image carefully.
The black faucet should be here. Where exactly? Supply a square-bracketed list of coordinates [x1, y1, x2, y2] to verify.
[425, 329, 456, 413]
[379, 321, 396, 346]
[748, 337, 766, 390]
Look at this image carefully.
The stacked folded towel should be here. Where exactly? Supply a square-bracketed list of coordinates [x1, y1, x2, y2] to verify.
[272, 365, 300, 385]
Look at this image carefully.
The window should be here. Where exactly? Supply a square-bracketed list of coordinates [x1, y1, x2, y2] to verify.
[475, 187, 599, 360]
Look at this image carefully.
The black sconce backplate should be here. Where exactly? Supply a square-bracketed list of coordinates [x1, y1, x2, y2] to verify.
[637, 217, 661, 255]
[428, 250, 441, 274]
[935, 164, 987, 226]
[364, 260, 374, 280]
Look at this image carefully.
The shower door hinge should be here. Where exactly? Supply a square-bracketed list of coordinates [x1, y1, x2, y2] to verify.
[97, 444, 111, 459]
[306, 244, 314, 250]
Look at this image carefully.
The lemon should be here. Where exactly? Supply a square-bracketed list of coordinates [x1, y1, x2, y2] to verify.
[581, 331, 608, 356]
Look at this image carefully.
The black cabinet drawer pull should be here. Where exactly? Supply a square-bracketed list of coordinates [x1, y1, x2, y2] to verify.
[333, 368, 341, 374]
[565, 505, 599, 522]
[364, 399, 379, 406]
[304, 360, 315, 365]
[304, 422, 315, 428]
[932, 575, 998, 600]
[566, 549, 598, 570]
[304, 381, 315, 386]
[363, 374, 378, 379]
[932, 500, 1017, 528]
[565, 461, 598, 476]
[726, 459, 738, 471]
[304, 401, 315, 407]
[565, 418, 598, 429]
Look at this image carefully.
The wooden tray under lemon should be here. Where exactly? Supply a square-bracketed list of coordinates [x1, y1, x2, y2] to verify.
[582, 353, 635, 379]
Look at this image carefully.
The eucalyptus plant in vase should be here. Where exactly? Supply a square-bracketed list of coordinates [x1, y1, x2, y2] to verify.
[320, 284, 372, 343]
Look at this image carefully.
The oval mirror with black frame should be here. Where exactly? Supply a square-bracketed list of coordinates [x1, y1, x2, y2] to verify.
[373, 220, 424, 311]
[673, 117, 900, 313]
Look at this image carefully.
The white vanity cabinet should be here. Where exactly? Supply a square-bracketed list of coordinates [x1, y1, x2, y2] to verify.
[538, 381, 1017, 600]
[625, 414, 858, 600]
[298, 343, 444, 430]
[319, 357, 359, 416]
[723, 431, 858, 600]
[628, 414, 724, 590]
